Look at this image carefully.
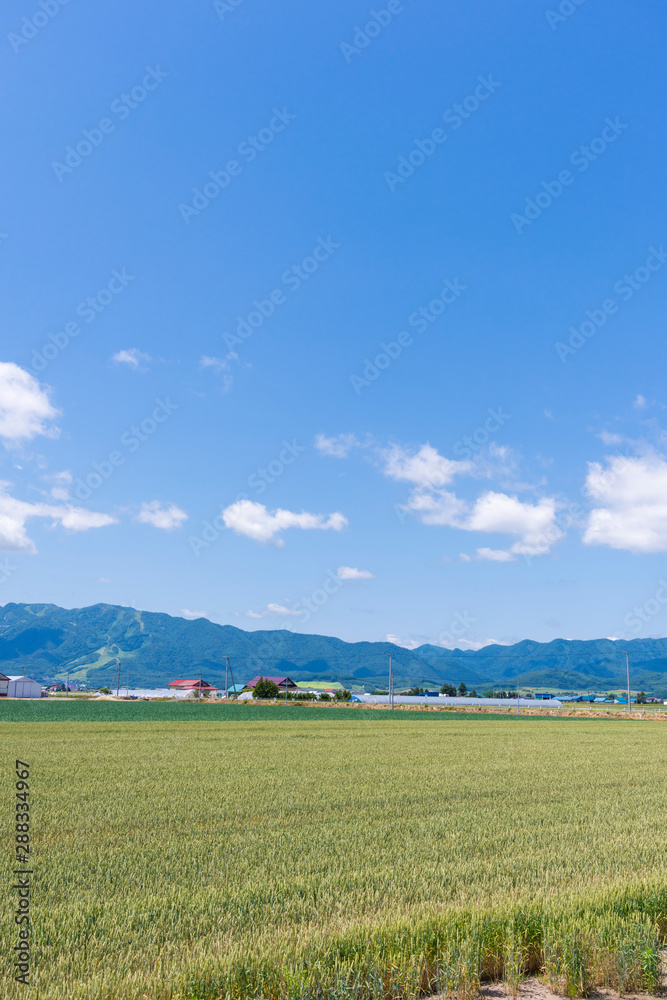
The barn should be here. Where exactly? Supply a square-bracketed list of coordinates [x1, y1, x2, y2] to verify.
[6, 675, 42, 699]
[168, 678, 218, 694]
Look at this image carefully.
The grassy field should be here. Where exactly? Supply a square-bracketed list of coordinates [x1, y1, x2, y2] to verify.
[2, 717, 666, 1000]
[0, 700, 589, 723]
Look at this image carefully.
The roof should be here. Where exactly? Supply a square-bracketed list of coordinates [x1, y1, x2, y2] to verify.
[244, 675, 296, 689]
[168, 678, 217, 689]
[7, 675, 39, 683]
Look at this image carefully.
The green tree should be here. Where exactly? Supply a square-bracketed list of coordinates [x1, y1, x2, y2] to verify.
[319, 692, 331, 702]
[636, 691, 647, 704]
[334, 689, 351, 702]
[440, 682, 456, 696]
[458, 682, 468, 696]
[252, 677, 280, 699]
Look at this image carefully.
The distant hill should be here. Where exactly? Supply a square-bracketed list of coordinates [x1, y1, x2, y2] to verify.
[1, 603, 667, 695]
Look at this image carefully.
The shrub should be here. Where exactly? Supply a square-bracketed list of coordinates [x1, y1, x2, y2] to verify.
[252, 677, 280, 699]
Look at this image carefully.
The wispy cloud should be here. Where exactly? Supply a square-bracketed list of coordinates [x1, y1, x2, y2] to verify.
[336, 565, 374, 580]
[112, 348, 151, 370]
[136, 501, 188, 531]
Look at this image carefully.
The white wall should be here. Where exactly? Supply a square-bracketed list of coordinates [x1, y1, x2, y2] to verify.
[7, 677, 42, 699]
[360, 694, 563, 708]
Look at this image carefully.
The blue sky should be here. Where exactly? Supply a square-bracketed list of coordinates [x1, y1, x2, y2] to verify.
[2, 0, 667, 649]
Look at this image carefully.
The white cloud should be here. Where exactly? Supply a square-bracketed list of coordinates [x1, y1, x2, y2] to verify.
[221, 499, 347, 546]
[112, 349, 150, 370]
[403, 488, 562, 557]
[336, 566, 374, 580]
[382, 442, 472, 487]
[58, 507, 118, 531]
[583, 454, 667, 552]
[50, 470, 72, 501]
[386, 634, 422, 649]
[462, 547, 516, 562]
[180, 609, 207, 620]
[244, 602, 302, 619]
[402, 488, 469, 526]
[200, 355, 233, 391]
[98, 577, 112, 583]
[465, 492, 561, 556]
[136, 501, 188, 531]
[633, 394, 647, 409]
[0, 483, 116, 553]
[598, 430, 625, 446]
[0, 363, 60, 444]
[315, 433, 360, 458]
[435, 636, 506, 651]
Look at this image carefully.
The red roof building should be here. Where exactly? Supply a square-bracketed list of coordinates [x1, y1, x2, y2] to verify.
[168, 678, 218, 692]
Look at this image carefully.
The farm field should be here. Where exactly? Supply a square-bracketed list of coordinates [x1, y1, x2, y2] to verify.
[2, 717, 667, 1000]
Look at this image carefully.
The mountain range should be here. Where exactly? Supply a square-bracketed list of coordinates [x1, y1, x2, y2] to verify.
[1, 602, 666, 695]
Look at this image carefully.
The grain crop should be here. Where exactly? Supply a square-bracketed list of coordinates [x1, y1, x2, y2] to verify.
[2, 717, 665, 999]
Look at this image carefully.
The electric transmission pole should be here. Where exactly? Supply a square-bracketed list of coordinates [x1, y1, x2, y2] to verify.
[389, 653, 393, 710]
[623, 650, 631, 713]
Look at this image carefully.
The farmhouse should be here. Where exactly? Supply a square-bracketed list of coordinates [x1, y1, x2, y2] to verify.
[243, 675, 298, 693]
[168, 678, 218, 694]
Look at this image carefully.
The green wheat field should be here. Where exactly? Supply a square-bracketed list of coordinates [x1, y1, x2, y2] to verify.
[2, 714, 667, 999]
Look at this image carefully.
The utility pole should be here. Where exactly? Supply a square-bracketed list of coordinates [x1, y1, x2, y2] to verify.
[389, 653, 393, 710]
[225, 657, 229, 699]
[66, 668, 69, 698]
[116, 660, 121, 698]
[225, 656, 237, 699]
[517, 680, 520, 716]
[623, 650, 631, 713]
[198, 668, 202, 704]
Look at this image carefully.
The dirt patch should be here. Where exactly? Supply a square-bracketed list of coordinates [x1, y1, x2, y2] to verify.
[476, 978, 662, 1000]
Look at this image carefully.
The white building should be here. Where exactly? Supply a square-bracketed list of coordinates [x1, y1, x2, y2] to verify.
[6, 676, 42, 699]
